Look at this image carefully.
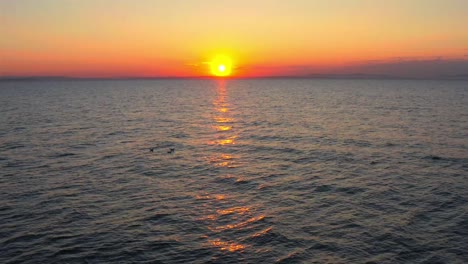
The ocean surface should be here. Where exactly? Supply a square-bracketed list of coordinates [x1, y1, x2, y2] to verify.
[0, 79, 467, 264]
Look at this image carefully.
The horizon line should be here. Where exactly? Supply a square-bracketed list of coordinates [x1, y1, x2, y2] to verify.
[1, 73, 468, 81]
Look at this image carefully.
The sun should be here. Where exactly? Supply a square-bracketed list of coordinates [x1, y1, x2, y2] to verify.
[210, 55, 233, 77]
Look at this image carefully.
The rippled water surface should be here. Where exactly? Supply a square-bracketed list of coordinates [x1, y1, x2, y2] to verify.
[1, 79, 467, 263]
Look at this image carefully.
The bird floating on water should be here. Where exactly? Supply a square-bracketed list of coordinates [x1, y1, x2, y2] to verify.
[168, 148, 175, 154]
[149, 148, 154, 152]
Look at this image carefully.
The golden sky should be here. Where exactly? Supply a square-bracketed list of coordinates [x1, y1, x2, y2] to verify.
[1, 0, 467, 77]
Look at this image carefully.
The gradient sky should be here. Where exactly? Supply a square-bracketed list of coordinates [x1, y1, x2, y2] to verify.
[1, 0, 467, 77]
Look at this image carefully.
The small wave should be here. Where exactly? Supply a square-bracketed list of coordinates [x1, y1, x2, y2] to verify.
[234, 178, 250, 184]
[53, 153, 77, 158]
[100, 154, 119, 160]
[214, 175, 254, 187]
[424, 155, 443, 160]
[0, 205, 13, 213]
[250, 226, 278, 242]
[51, 247, 86, 258]
[315, 185, 333, 192]
[246, 145, 304, 155]
[173, 133, 189, 138]
[144, 213, 171, 222]
[4, 161, 22, 168]
[276, 249, 307, 264]
[336, 187, 366, 195]
[208, 239, 245, 252]
[2, 144, 25, 150]
[342, 138, 372, 148]
[308, 241, 340, 251]
[422, 155, 468, 166]
[107, 131, 126, 136]
[3, 233, 44, 245]
[195, 193, 227, 201]
[293, 156, 315, 164]
[212, 215, 265, 231]
[71, 143, 96, 149]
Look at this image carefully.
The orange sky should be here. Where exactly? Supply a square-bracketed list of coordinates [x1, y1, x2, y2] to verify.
[1, 0, 467, 77]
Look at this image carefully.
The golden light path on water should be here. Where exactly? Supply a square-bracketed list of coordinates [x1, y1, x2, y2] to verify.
[199, 79, 268, 253]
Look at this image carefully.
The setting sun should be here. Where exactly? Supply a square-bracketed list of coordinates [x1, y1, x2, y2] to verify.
[210, 55, 233, 77]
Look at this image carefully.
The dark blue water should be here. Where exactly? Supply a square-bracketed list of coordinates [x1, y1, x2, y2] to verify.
[1, 79, 467, 263]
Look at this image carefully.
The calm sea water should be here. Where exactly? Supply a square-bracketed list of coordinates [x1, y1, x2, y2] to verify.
[0, 79, 467, 263]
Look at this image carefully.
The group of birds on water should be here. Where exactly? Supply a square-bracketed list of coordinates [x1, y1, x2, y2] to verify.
[149, 147, 175, 154]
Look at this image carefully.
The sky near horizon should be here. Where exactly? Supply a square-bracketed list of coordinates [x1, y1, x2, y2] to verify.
[1, 0, 467, 77]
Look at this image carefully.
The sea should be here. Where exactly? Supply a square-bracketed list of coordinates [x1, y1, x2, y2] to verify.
[0, 78, 467, 263]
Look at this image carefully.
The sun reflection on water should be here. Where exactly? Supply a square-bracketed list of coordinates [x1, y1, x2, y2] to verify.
[215, 125, 232, 131]
[209, 239, 245, 252]
[210, 136, 237, 146]
[252, 227, 273, 238]
[215, 117, 234, 123]
[210, 215, 266, 231]
[210, 80, 237, 146]
[217, 206, 251, 215]
[207, 154, 238, 168]
[199, 79, 269, 254]
[196, 193, 227, 200]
